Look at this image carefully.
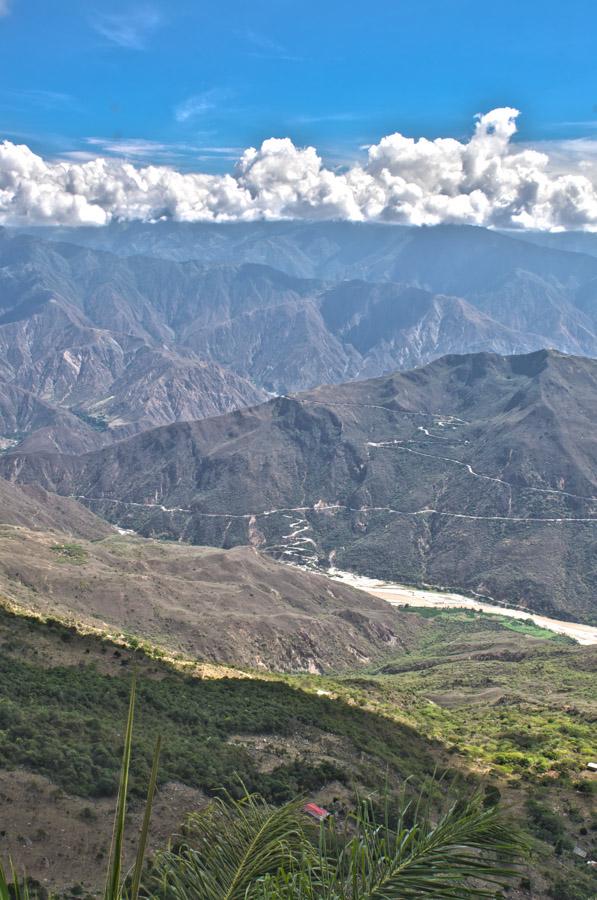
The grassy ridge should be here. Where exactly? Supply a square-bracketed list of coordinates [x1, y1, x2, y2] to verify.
[406, 605, 576, 642]
[0, 602, 595, 898]
[289, 610, 596, 778]
[0, 604, 435, 804]
[282, 609, 597, 900]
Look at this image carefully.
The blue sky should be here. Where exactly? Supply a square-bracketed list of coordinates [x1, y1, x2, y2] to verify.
[1, 0, 597, 170]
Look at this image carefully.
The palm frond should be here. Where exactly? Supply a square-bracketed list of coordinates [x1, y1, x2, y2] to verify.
[367, 797, 525, 899]
[130, 734, 162, 900]
[148, 791, 310, 900]
[252, 791, 526, 900]
[0, 859, 31, 900]
[104, 674, 137, 900]
[316, 792, 525, 900]
[0, 860, 10, 900]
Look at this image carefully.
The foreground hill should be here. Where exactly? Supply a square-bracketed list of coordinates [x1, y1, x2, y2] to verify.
[0, 477, 424, 672]
[1, 596, 595, 898]
[0, 601, 436, 894]
[2, 223, 597, 450]
[3, 349, 596, 623]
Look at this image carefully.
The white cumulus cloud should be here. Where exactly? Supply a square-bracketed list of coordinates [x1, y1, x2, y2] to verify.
[3, 108, 597, 230]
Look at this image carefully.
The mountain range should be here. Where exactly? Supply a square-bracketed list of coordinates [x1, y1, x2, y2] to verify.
[1, 222, 597, 454]
[3, 347, 596, 623]
[1, 220, 597, 900]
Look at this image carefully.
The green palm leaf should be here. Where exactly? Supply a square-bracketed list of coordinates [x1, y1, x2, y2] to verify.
[130, 734, 162, 900]
[148, 791, 310, 900]
[104, 674, 137, 900]
[0, 859, 31, 900]
[251, 792, 526, 900]
[337, 796, 525, 899]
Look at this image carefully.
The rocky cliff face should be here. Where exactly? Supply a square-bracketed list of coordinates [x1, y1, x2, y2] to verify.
[0, 232, 268, 451]
[2, 224, 597, 452]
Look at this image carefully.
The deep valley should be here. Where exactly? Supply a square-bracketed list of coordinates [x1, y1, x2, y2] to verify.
[1, 222, 596, 900]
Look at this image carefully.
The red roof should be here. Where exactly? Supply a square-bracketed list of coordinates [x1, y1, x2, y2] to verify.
[303, 802, 329, 820]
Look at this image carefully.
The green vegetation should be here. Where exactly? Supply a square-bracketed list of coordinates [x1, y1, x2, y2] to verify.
[0, 602, 595, 898]
[279, 610, 597, 899]
[50, 542, 88, 564]
[72, 410, 109, 431]
[0, 678, 157, 900]
[405, 606, 574, 644]
[0, 654, 431, 802]
[149, 789, 524, 899]
[288, 609, 595, 779]
[1, 679, 525, 900]
[0, 600, 435, 803]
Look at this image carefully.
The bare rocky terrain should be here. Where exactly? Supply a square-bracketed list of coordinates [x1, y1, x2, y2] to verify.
[0, 770, 205, 896]
[2, 222, 597, 453]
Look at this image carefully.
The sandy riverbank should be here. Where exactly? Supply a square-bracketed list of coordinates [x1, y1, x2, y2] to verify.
[328, 570, 597, 646]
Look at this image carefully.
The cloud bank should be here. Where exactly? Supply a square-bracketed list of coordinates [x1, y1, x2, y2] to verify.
[3, 108, 597, 230]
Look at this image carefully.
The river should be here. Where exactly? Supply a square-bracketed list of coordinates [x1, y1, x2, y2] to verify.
[328, 569, 597, 646]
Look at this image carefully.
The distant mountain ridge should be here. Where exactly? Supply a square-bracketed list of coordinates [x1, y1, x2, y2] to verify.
[0, 229, 268, 451]
[15, 220, 597, 277]
[3, 348, 596, 624]
[1, 223, 597, 452]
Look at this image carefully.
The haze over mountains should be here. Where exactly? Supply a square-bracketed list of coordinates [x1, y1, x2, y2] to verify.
[1, 222, 597, 455]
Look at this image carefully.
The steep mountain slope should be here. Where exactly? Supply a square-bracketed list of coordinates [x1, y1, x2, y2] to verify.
[3, 350, 596, 622]
[84, 346, 265, 433]
[0, 474, 423, 672]
[0, 602, 438, 894]
[0, 476, 112, 538]
[2, 224, 597, 451]
[0, 380, 117, 453]
[0, 230, 266, 450]
[318, 283, 531, 376]
[2, 585, 595, 900]
[0, 523, 423, 673]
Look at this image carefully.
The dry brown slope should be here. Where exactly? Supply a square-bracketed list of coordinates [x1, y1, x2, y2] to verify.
[0, 527, 425, 672]
[9, 349, 594, 621]
[0, 476, 113, 539]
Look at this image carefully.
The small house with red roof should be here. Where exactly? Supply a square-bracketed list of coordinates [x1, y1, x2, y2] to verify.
[303, 802, 330, 821]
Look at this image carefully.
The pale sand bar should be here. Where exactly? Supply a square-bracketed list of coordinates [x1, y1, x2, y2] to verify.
[328, 569, 597, 646]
